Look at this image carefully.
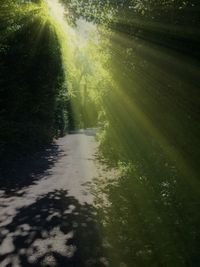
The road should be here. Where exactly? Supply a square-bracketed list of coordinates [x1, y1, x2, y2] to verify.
[0, 131, 110, 267]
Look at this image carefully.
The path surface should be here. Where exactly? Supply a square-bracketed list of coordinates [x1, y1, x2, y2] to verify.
[0, 131, 109, 267]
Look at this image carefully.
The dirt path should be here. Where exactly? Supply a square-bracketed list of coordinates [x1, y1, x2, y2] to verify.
[0, 131, 110, 267]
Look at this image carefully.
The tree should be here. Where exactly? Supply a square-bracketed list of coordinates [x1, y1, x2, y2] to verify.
[0, 0, 67, 158]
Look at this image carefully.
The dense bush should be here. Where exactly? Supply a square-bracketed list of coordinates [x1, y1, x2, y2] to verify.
[0, 1, 70, 158]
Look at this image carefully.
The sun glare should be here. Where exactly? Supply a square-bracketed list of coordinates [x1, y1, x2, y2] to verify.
[46, 0, 67, 28]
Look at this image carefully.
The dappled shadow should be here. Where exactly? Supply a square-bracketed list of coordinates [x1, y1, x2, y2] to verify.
[0, 144, 63, 196]
[0, 189, 108, 267]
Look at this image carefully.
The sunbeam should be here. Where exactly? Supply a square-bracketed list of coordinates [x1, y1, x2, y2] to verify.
[1, 1, 200, 266]
[46, 0, 67, 28]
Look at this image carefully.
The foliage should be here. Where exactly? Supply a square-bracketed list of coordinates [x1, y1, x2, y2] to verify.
[58, 0, 200, 266]
[0, 0, 200, 265]
[0, 0, 70, 158]
[61, 0, 200, 57]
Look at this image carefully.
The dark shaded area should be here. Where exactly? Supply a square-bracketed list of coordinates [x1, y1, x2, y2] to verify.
[0, 190, 107, 267]
[0, 143, 62, 196]
[54, 98, 75, 137]
[0, 1, 71, 159]
[92, 168, 200, 267]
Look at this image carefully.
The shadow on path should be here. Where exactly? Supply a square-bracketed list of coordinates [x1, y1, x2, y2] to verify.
[0, 144, 63, 196]
[0, 189, 107, 267]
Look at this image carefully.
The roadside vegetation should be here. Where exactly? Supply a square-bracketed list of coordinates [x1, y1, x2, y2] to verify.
[0, 1, 200, 266]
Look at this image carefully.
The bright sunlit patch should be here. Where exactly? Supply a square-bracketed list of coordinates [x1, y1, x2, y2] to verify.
[45, 0, 77, 96]
[46, 0, 67, 29]
[45, 0, 110, 126]
[75, 18, 97, 48]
